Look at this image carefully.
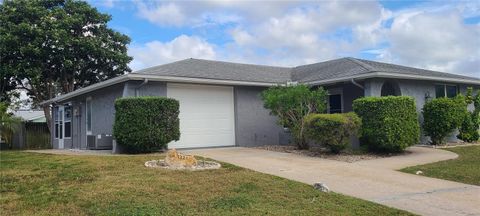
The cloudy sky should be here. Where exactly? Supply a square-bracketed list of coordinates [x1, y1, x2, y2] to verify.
[90, 0, 480, 77]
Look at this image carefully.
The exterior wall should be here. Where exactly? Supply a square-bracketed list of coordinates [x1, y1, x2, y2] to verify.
[52, 84, 124, 149]
[234, 86, 289, 147]
[122, 80, 167, 97]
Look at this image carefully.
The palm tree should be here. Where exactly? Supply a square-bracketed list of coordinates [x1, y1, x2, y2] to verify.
[0, 102, 22, 148]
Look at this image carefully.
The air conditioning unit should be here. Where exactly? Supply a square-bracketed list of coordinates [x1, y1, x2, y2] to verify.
[87, 134, 113, 150]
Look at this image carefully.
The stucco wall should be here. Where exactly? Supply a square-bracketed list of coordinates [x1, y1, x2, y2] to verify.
[234, 86, 289, 147]
[122, 80, 167, 97]
[52, 84, 124, 149]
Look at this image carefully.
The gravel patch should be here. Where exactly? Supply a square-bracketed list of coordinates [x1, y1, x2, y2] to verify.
[253, 145, 408, 163]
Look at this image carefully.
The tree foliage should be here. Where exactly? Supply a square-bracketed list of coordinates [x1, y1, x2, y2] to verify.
[0, 102, 22, 148]
[0, 0, 132, 130]
[261, 84, 328, 149]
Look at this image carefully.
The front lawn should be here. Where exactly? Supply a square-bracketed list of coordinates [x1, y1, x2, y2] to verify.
[401, 145, 480, 186]
[0, 151, 412, 215]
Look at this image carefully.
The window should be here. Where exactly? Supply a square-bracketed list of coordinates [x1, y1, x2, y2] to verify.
[381, 81, 401, 96]
[64, 105, 72, 138]
[54, 106, 59, 139]
[58, 109, 63, 139]
[329, 94, 342, 114]
[86, 97, 92, 134]
[435, 84, 457, 98]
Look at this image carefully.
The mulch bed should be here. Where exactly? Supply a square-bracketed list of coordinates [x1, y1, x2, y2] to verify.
[253, 145, 408, 163]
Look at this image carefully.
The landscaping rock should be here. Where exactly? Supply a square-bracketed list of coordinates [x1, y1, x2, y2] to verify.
[313, 182, 330, 192]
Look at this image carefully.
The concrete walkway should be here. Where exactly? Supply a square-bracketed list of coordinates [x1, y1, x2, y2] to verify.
[184, 147, 480, 216]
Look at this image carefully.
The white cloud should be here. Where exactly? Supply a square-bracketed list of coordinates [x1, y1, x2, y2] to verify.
[381, 10, 480, 76]
[136, 2, 186, 26]
[128, 35, 216, 70]
[129, 1, 480, 77]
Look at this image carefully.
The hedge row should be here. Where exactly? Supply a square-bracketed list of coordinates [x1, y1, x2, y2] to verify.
[113, 97, 180, 153]
[353, 96, 420, 152]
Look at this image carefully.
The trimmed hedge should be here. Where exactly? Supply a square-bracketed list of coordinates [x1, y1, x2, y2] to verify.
[305, 112, 361, 153]
[423, 97, 466, 145]
[113, 97, 180, 153]
[353, 96, 420, 152]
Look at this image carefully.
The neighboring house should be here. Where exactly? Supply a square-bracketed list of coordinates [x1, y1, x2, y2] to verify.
[13, 110, 46, 123]
[41, 57, 480, 150]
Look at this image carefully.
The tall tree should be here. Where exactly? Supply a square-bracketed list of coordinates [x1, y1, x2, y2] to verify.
[0, 0, 132, 131]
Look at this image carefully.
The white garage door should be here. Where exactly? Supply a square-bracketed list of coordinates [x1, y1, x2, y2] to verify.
[167, 83, 235, 149]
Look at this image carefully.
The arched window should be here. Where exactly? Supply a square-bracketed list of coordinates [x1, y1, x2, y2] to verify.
[381, 81, 401, 96]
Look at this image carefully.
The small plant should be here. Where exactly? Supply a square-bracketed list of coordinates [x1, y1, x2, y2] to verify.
[261, 84, 328, 150]
[113, 97, 180, 153]
[305, 112, 361, 153]
[457, 88, 480, 142]
[423, 97, 466, 145]
[353, 96, 420, 152]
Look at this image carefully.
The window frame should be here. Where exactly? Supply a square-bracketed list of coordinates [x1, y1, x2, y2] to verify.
[63, 103, 72, 139]
[435, 84, 458, 98]
[327, 88, 343, 114]
[86, 97, 93, 135]
[54, 106, 59, 139]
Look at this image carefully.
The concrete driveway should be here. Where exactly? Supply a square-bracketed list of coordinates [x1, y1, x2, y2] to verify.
[184, 147, 480, 216]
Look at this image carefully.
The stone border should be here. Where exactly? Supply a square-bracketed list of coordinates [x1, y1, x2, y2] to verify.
[144, 159, 221, 171]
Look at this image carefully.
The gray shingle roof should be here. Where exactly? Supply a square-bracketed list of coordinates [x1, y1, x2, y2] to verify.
[133, 58, 291, 83]
[133, 57, 479, 84]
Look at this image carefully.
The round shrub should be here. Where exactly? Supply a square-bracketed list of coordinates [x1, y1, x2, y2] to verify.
[423, 97, 466, 145]
[353, 96, 420, 152]
[113, 97, 180, 153]
[305, 112, 361, 153]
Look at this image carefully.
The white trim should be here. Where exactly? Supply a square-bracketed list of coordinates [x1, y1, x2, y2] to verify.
[85, 97, 93, 135]
[63, 104, 72, 139]
[40, 73, 279, 105]
[58, 105, 64, 149]
[305, 72, 480, 86]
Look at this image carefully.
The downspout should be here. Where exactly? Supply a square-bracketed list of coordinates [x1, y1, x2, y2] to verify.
[134, 78, 149, 97]
[351, 78, 364, 89]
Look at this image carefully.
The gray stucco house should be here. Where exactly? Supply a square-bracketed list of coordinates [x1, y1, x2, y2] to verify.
[42, 57, 480, 150]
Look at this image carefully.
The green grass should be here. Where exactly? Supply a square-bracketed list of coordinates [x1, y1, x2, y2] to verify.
[401, 145, 480, 186]
[0, 151, 413, 215]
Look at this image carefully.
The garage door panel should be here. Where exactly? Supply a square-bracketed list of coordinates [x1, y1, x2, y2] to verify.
[167, 83, 235, 149]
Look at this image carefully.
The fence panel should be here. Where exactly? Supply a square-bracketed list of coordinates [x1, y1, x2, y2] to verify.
[25, 122, 51, 149]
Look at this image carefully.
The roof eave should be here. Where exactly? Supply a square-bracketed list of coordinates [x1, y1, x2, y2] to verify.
[40, 74, 281, 105]
[304, 72, 480, 86]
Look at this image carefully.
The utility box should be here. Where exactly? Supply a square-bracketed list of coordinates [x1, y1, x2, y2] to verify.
[87, 134, 113, 150]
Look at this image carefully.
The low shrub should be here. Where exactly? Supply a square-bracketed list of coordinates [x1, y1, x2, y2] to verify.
[113, 97, 180, 153]
[305, 112, 361, 153]
[422, 97, 466, 145]
[457, 88, 480, 143]
[353, 96, 420, 152]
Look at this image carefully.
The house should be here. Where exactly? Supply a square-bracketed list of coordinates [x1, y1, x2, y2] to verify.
[41, 57, 480, 150]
